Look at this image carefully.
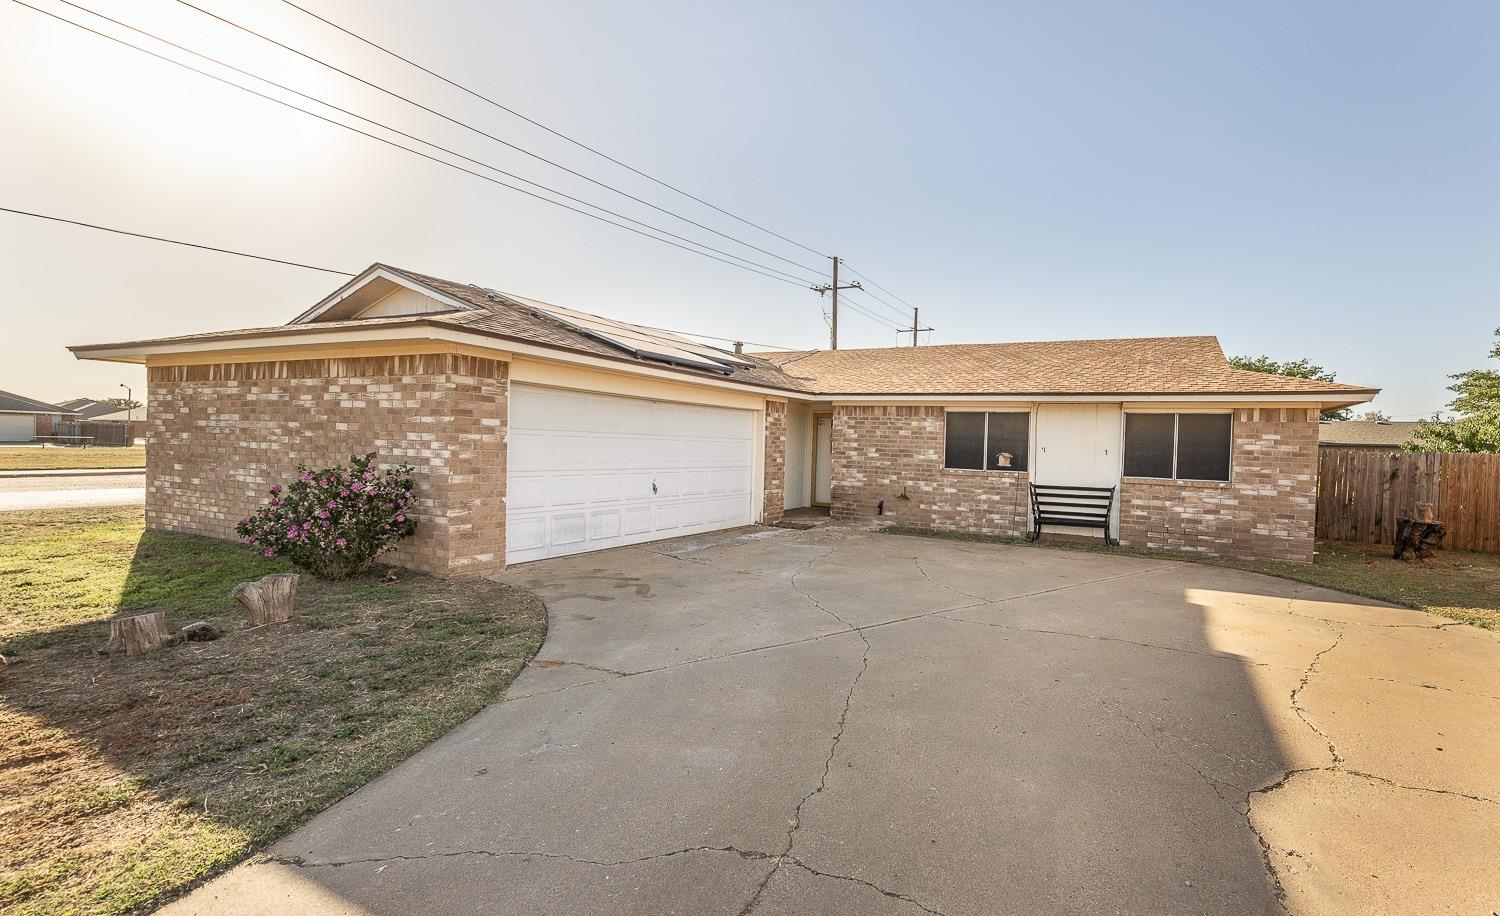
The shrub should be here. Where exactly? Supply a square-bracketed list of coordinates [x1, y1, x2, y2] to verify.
[236, 454, 417, 580]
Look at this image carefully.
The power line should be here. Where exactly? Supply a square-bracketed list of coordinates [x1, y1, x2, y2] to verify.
[0, 205, 356, 275]
[173, 0, 825, 279]
[11, 0, 812, 289]
[43, 0, 815, 286]
[277, 0, 829, 263]
[840, 262, 918, 312]
[1, 204, 806, 350]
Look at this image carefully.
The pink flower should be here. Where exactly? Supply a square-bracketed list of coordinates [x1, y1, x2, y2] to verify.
[318, 510, 329, 519]
[327, 499, 337, 509]
[269, 484, 282, 496]
[395, 514, 406, 522]
[335, 538, 347, 549]
[264, 549, 275, 557]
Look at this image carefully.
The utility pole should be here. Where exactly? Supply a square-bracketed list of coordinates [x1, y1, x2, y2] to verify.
[902, 307, 934, 346]
[811, 256, 861, 350]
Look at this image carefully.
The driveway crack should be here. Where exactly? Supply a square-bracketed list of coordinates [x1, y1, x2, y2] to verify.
[1291, 631, 1345, 766]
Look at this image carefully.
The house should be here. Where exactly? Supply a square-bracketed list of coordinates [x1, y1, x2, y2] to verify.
[71, 264, 1378, 575]
[0, 390, 78, 443]
[57, 399, 149, 445]
[1318, 419, 1420, 452]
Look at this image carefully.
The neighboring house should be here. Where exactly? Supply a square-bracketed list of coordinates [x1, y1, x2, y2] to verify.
[71, 264, 1377, 574]
[58, 398, 148, 444]
[1318, 419, 1420, 452]
[0, 389, 77, 443]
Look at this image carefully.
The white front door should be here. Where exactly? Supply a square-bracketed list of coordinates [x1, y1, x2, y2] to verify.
[1034, 404, 1123, 536]
[813, 415, 833, 505]
[506, 384, 756, 563]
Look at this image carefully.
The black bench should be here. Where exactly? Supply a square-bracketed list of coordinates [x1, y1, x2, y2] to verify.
[1029, 484, 1116, 545]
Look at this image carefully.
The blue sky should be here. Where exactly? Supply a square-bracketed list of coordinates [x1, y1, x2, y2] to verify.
[3, 0, 1496, 416]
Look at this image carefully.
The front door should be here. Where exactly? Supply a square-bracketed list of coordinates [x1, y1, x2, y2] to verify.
[1034, 404, 1123, 536]
[813, 415, 833, 505]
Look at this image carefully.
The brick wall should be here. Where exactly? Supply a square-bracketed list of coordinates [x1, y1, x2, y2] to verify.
[146, 353, 507, 578]
[829, 405, 1030, 536]
[1118, 407, 1319, 563]
[762, 400, 787, 525]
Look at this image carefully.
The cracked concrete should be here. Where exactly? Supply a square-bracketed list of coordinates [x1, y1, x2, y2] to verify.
[162, 525, 1500, 916]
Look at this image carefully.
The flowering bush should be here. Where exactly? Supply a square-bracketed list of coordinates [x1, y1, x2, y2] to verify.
[235, 453, 418, 580]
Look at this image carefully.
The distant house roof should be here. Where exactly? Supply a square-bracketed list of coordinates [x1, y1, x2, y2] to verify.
[71, 263, 1380, 404]
[1319, 420, 1422, 448]
[80, 406, 147, 423]
[57, 399, 140, 420]
[0, 389, 75, 416]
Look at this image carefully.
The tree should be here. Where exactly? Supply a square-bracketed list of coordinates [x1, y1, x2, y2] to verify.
[1227, 355, 1350, 420]
[103, 397, 143, 410]
[1353, 409, 1390, 422]
[1406, 329, 1500, 453]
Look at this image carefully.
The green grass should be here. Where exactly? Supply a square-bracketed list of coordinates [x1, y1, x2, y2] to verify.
[883, 526, 1500, 630]
[0, 507, 547, 915]
[0, 446, 146, 471]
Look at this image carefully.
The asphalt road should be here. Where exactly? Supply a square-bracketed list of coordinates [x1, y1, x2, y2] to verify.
[0, 473, 146, 511]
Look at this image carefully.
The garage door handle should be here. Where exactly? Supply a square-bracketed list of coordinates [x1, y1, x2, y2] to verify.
[652, 479, 658, 495]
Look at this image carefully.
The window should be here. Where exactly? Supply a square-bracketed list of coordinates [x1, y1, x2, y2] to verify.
[1123, 412, 1231, 481]
[944, 411, 1030, 472]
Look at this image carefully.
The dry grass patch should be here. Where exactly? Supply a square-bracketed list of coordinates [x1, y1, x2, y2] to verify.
[0, 507, 546, 915]
[884, 528, 1500, 630]
[0, 446, 146, 471]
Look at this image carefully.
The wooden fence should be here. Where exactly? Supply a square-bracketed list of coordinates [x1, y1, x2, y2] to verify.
[1317, 448, 1500, 553]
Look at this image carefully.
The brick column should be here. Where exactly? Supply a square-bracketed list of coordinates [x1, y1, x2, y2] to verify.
[762, 400, 787, 525]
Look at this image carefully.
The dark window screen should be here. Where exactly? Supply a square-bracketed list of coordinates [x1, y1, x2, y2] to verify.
[1176, 414, 1232, 481]
[1124, 413, 1175, 478]
[986, 412, 1029, 471]
[944, 412, 985, 470]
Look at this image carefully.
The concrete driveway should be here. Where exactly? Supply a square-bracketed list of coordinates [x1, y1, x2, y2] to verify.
[166, 526, 1500, 915]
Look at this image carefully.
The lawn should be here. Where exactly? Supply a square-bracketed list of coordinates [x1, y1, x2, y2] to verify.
[0, 446, 146, 471]
[885, 528, 1500, 630]
[0, 506, 547, 915]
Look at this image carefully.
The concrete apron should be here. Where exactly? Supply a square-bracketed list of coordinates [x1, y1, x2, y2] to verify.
[163, 526, 1500, 916]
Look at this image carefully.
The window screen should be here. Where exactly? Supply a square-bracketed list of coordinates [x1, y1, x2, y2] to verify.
[986, 412, 1029, 471]
[943, 412, 986, 470]
[1123, 413, 1175, 478]
[1124, 413, 1232, 481]
[1176, 413, 1232, 481]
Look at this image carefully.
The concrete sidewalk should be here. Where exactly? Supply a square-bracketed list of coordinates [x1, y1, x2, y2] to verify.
[162, 526, 1500, 916]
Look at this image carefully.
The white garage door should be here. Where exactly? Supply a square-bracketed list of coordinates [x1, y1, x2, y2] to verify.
[0, 414, 35, 443]
[506, 384, 757, 563]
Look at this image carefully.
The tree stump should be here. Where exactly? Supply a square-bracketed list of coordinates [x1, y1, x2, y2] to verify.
[102, 612, 171, 657]
[1394, 517, 1446, 560]
[233, 573, 299, 625]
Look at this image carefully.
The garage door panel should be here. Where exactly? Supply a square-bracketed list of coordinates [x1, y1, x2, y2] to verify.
[589, 509, 622, 540]
[506, 384, 757, 563]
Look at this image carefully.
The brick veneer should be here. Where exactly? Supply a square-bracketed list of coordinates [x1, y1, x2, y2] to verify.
[762, 400, 787, 525]
[146, 353, 507, 577]
[829, 405, 1030, 536]
[1118, 407, 1319, 563]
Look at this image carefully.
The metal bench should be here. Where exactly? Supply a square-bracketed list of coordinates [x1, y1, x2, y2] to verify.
[1029, 483, 1116, 545]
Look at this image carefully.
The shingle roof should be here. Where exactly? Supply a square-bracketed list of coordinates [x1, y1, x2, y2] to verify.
[1319, 420, 1421, 447]
[0, 389, 75, 415]
[754, 337, 1378, 397]
[71, 264, 1378, 401]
